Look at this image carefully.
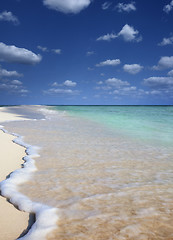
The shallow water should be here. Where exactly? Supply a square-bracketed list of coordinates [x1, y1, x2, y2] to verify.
[2, 106, 173, 240]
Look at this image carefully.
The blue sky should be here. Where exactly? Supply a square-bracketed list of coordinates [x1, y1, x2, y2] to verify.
[0, 0, 173, 105]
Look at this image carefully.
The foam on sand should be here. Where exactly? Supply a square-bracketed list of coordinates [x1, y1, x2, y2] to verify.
[0, 108, 59, 239]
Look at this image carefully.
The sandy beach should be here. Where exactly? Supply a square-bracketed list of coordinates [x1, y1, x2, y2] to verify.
[0, 107, 29, 240]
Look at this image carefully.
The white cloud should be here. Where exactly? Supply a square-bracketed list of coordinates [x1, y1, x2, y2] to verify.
[118, 24, 142, 42]
[105, 78, 129, 87]
[97, 33, 117, 41]
[153, 56, 173, 70]
[96, 81, 103, 85]
[101, 86, 112, 90]
[11, 80, 22, 85]
[20, 89, 29, 93]
[88, 67, 94, 71]
[52, 49, 61, 54]
[0, 66, 23, 77]
[50, 88, 73, 94]
[51, 80, 76, 87]
[150, 90, 161, 95]
[37, 46, 62, 54]
[168, 69, 173, 76]
[0, 79, 28, 94]
[102, 2, 112, 10]
[63, 80, 77, 87]
[97, 24, 142, 42]
[51, 82, 59, 87]
[144, 76, 173, 88]
[86, 51, 94, 56]
[163, 0, 173, 13]
[123, 64, 143, 74]
[0, 11, 19, 25]
[44, 88, 79, 95]
[123, 86, 136, 91]
[94, 77, 146, 98]
[113, 86, 137, 96]
[43, 0, 91, 14]
[95, 77, 140, 97]
[96, 59, 121, 67]
[37, 46, 48, 52]
[116, 2, 136, 12]
[158, 36, 173, 46]
[0, 42, 42, 64]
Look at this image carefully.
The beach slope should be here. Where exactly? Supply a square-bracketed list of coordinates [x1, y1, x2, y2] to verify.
[0, 107, 29, 240]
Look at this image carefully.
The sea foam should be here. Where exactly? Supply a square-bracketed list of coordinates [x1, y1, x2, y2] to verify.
[0, 125, 58, 240]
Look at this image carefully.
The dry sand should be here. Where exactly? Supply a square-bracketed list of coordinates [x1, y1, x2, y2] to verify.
[0, 107, 30, 240]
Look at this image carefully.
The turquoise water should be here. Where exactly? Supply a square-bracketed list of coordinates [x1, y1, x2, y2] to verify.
[1, 105, 173, 240]
[51, 105, 173, 147]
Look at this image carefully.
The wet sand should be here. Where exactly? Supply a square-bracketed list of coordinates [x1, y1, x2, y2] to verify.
[1, 106, 173, 240]
[0, 107, 29, 240]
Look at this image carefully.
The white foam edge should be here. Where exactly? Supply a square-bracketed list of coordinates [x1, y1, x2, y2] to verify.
[39, 107, 67, 119]
[0, 125, 58, 240]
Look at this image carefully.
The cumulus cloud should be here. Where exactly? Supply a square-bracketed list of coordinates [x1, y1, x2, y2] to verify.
[97, 24, 142, 42]
[11, 80, 22, 85]
[97, 81, 103, 85]
[37, 46, 61, 54]
[64, 80, 77, 87]
[0, 79, 28, 94]
[168, 69, 173, 76]
[95, 85, 112, 91]
[87, 67, 94, 71]
[44, 88, 80, 95]
[51, 80, 77, 87]
[105, 78, 129, 87]
[51, 82, 59, 87]
[158, 36, 173, 46]
[115, 2, 136, 12]
[113, 86, 137, 96]
[144, 77, 173, 88]
[0, 42, 42, 64]
[97, 33, 117, 41]
[96, 59, 121, 67]
[20, 89, 29, 93]
[102, 2, 112, 10]
[150, 90, 161, 95]
[94, 77, 146, 98]
[37, 46, 48, 52]
[43, 0, 91, 14]
[123, 64, 143, 74]
[0, 66, 23, 77]
[0, 11, 19, 25]
[153, 56, 173, 70]
[123, 86, 136, 91]
[163, 0, 173, 13]
[118, 24, 142, 42]
[52, 49, 61, 54]
[95, 77, 141, 97]
[86, 51, 94, 56]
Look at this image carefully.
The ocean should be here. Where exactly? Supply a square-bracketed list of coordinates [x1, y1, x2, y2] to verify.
[1, 105, 173, 240]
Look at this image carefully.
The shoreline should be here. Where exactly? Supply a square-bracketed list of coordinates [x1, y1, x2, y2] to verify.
[0, 106, 58, 240]
[0, 107, 31, 240]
